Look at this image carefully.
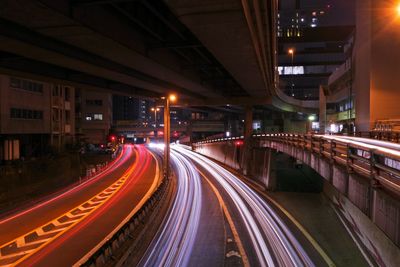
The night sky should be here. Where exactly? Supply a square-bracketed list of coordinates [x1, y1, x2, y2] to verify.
[280, 0, 355, 26]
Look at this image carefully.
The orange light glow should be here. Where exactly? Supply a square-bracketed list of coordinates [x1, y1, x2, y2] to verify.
[288, 48, 294, 55]
[397, 3, 400, 16]
[169, 94, 177, 102]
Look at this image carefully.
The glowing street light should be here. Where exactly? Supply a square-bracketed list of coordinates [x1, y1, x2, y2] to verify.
[169, 94, 177, 102]
[397, 3, 400, 16]
[151, 107, 160, 128]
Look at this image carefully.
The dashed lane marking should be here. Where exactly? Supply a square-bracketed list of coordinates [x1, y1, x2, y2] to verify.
[197, 169, 250, 267]
[0, 149, 139, 267]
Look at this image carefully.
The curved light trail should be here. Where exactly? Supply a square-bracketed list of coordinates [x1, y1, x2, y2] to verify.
[139, 148, 202, 267]
[0, 145, 158, 267]
[0, 145, 129, 225]
[173, 145, 314, 267]
[319, 135, 400, 156]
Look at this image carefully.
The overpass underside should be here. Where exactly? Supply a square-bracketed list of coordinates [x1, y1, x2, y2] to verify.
[0, 0, 317, 112]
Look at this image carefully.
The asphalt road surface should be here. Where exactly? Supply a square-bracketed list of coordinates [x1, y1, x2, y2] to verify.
[0, 144, 159, 267]
[141, 145, 332, 267]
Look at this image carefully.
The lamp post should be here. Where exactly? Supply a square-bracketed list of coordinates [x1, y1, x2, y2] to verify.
[307, 114, 316, 133]
[162, 94, 177, 177]
[151, 107, 160, 138]
[288, 48, 295, 97]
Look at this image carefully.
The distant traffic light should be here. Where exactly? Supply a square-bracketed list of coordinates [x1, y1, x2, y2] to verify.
[235, 140, 243, 146]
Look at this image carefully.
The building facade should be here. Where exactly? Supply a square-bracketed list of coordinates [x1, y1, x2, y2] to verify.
[277, 0, 355, 100]
[76, 88, 112, 144]
[0, 74, 74, 161]
[112, 95, 152, 123]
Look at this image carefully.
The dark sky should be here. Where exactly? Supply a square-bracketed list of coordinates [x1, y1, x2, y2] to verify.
[279, 0, 355, 26]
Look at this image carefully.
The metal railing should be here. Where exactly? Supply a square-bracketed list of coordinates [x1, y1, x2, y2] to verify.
[194, 133, 400, 196]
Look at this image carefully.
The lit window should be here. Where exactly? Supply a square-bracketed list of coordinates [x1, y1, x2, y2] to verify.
[94, 114, 103, 120]
[278, 66, 305, 75]
[86, 116, 92, 121]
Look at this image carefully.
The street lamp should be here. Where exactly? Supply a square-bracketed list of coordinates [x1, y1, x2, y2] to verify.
[162, 94, 177, 177]
[151, 107, 160, 128]
[288, 48, 295, 97]
[307, 115, 316, 134]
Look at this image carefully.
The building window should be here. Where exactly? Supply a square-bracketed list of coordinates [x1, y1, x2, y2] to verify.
[10, 108, 43, 120]
[53, 86, 61, 96]
[65, 110, 71, 123]
[10, 77, 43, 94]
[86, 99, 103, 106]
[65, 87, 71, 101]
[84, 113, 103, 121]
[94, 114, 103, 120]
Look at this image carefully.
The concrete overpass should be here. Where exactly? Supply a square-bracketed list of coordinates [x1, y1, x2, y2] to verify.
[0, 0, 316, 112]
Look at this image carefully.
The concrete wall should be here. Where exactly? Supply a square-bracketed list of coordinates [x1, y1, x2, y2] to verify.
[194, 141, 242, 170]
[195, 141, 274, 187]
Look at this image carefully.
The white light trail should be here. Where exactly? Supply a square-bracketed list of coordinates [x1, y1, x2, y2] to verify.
[139, 149, 202, 267]
[173, 145, 314, 267]
[319, 135, 400, 157]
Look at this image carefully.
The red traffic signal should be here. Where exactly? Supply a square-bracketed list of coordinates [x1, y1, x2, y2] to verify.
[235, 140, 243, 146]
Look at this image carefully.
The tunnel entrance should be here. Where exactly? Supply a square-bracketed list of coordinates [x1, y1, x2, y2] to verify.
[274, 152, 324, 193]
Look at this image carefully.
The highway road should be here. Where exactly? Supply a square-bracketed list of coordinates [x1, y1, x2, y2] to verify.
[0, 144, 159, 267]
[142, 144, 331, 267]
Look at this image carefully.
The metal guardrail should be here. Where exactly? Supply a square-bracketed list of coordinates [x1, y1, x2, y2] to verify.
[194, 133, 400, 195]
[77, 174, 170, 267]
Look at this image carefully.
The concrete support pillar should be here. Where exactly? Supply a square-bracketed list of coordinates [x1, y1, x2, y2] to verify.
[355, 0, 400, 131]
[241, 105, 253, 175]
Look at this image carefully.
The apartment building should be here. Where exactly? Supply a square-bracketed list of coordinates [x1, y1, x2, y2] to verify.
[76, 88, 112, 144]
[0, 74, 74, 161]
